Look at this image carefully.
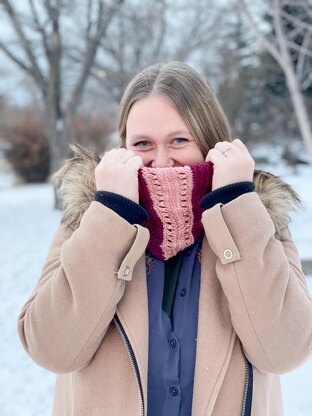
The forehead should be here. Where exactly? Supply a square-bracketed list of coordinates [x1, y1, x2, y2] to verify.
[126, 95, 189, 137]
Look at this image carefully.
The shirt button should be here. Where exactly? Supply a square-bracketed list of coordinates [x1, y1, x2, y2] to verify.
[180, 288, 187, 297]
[123, 266, 130, 276]
[223, 249, 233, 260]
[169, 386, 179, 397]
[168, 339, 176, 349]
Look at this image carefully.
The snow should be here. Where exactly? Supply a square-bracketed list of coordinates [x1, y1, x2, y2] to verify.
[257, 162, 312, 261]
[0, 164, 311, 416]
[0, 184, 59, 416]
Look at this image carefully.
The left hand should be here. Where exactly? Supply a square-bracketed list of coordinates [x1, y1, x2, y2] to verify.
[205, 139, 255, 191]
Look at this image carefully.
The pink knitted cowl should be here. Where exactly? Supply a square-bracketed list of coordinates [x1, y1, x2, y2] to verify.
[138, 162, 213, 260]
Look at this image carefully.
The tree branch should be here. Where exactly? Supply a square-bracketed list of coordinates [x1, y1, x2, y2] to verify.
[152, 0, 167, 60]
[28, 0, 50, 59]
[301, 71, 312, 91]
[0, 40, 31, 73]
[273, 0, 289, 60]
[280, 10, 312, 32]
[1, 0, 47, 92]
[86, 0, 94, 38]
[288, 40, 312, 58]
[301, 3, 312, 21]
[67, 0, 124, 116]
[173, 3, 226, 61]
[287, 25, 305, 41]
[237, 0, 284, 67]
[296, 31, 312, 83]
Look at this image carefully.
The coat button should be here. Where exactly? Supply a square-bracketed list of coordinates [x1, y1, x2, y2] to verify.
[169, 386, 179, 396]
[123, 266, 130, 276]
[223, 249, 233, 260]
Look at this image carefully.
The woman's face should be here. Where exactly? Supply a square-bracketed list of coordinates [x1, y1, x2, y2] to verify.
[125, 95, 205, 167]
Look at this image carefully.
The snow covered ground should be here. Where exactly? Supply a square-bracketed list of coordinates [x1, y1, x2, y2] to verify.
[0, 163, 311, 416]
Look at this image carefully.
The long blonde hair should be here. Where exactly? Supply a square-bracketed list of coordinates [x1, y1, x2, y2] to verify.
[118, 62, 231, 156]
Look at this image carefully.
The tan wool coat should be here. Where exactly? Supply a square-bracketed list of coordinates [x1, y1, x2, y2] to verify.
[18, 145, 312, 416]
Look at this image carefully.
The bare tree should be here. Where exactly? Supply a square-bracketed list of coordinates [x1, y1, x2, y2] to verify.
[0, 0, 124, 174]
[238, 0, 312, 161]
[91, 0, 228, 102]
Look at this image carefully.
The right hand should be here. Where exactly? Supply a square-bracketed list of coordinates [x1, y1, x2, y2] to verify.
[94, 148, 143, 203]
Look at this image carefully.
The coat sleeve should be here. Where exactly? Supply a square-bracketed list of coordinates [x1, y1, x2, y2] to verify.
[201, 192, 312, 374]
[17, 201, 150, 374]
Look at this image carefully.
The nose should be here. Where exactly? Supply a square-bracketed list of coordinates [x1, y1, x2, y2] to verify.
[151, 150, 174, 168]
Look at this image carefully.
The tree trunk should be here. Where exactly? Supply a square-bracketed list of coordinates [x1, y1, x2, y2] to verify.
[284, 65, 312, 162]
[46, 114, 71, 176]
[273, 1, 312, 163]
[237, 0, 312, 162]
[45, 106, 73, 210]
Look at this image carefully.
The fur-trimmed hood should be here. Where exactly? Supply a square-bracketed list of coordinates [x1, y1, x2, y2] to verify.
[51, 144, 300, 233]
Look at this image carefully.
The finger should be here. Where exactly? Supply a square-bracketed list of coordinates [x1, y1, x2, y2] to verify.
[214, 141, 231, 149]
[106, 148, 136, 163]
[232, 139, 249, 153]
[126, 155, 144, 170]
[115, 149, 137, 162]
[205, 148, 226, 163]
[101, 148, 120, 159]
[214, 141, 232, 151]
[110, 148, 128, 156]
[214, 141, 238, 158]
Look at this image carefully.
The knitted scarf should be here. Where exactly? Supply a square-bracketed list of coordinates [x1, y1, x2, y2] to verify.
[138, 162, 213, 260]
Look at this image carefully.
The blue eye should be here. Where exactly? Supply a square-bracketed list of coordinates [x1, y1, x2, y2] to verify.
[134, 140, 150, 147]
[174, 138, 188, 144]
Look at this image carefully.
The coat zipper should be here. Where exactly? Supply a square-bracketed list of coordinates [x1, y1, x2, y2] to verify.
[241, 353, 253, 416]
[114, 315, 145, 416]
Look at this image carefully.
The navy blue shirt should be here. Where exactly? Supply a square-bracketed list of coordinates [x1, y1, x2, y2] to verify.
[146, 236, 203, 416]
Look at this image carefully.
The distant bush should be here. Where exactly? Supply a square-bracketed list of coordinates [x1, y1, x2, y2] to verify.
[74, 112, 117, 152]
[0, 104, 116, 184]
[2, 119, 50, 183]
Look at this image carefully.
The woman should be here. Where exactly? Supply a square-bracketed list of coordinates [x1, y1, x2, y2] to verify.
[18, 62, 312, 415]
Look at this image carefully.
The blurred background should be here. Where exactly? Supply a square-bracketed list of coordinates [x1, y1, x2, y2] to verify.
[0, 0, 311, 415]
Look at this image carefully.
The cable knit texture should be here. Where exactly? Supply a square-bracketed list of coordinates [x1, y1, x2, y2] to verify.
[138, 162, 213, 260]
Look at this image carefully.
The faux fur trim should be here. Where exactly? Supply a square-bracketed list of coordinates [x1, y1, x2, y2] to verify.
[253, 169, 300, 233]
[51, 144, 300, 233]
[51, 145, 101, 230]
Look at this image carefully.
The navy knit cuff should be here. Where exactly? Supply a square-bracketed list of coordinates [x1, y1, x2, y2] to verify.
[94, 191, 149, 224]
[200, 182, 255, 210]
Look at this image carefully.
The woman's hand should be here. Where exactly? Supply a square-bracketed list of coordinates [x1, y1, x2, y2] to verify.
[95, 148, 143, 203]
[205, 139, 255, 191]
